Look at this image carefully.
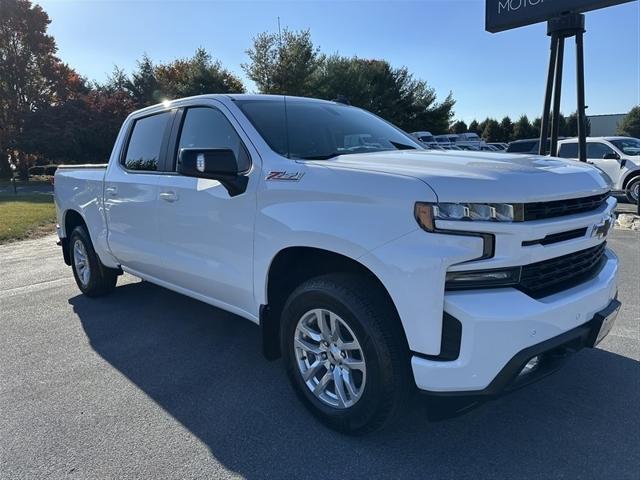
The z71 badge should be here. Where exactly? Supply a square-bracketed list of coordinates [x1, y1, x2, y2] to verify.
[266, 171, 305, 181]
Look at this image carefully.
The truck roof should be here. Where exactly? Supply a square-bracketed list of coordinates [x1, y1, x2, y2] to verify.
[128, 94, 346, 118]
[558, 136, 635, 143]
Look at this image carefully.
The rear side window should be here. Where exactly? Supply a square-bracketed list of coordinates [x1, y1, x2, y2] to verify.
[558, 142, 578, 158]
[177, 107, 250, 172]
[123, 112, 172, 171]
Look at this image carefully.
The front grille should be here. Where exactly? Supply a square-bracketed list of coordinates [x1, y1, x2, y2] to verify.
[519, 242, 607, 298]
[523, 193, 609, 221]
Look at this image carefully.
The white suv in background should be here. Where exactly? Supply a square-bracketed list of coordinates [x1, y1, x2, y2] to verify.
[558, 137, 640, 203]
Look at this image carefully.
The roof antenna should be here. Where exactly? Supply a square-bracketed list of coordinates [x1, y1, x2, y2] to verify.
[277, 16, 291, 158]
[333, 94, 351, 105]
[277, 16, 282, 49]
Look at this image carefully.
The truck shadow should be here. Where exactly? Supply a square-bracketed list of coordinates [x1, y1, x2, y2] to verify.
[70, 280, 640, 479]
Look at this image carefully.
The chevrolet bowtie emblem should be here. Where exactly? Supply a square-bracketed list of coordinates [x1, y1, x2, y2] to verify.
[592, 215, 613, 239]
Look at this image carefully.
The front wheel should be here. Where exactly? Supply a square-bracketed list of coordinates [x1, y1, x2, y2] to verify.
[625, 177, 640, 204]
[281, 274, 411, 434]
[69, 226, 118, 297]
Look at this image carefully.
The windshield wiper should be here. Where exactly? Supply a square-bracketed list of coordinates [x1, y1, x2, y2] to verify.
[299, 142, 418, 160]
[298, 152, 344, 160]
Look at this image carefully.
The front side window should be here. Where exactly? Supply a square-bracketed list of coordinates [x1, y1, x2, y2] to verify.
[558, 142, 579, 158]
[124, 112, 172, 171]
[177, 107, 250, 171]
[587, 142, 615, 159]
[235, 98, 421, 160]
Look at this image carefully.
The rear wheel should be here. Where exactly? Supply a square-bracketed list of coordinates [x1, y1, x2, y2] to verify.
[625, 177, 640, 204]
[69, 226, 118, 297]
[281, 273, 411, 434]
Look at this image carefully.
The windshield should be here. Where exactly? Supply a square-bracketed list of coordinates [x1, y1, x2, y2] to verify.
[610, 138, 640, 156]
[234, 98, 422, 160]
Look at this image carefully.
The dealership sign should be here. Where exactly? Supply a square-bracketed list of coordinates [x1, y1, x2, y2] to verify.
[486, 0, 635, 32]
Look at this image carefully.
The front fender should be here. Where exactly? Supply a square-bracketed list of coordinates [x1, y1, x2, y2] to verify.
[252, 162, 434, 307]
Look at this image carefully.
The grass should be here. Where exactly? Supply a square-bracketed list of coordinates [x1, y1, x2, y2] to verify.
[0, 193, 56, 243]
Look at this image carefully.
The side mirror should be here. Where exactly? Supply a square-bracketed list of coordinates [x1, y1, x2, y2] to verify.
[602, 152, 619, 160]
[178, 148, 248, 196]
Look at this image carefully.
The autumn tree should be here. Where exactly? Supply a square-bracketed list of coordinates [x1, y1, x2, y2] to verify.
[0, 0, 74, 177]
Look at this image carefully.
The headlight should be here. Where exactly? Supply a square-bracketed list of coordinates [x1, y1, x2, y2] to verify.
[445, 267, 522, 290]
[415, 202, 522, 231]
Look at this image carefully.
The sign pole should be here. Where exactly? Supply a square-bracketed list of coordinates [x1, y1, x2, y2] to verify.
[537, 14, 587, 160]
[486, 1, 629, 162]
[550, 35, 565, 157]
[575, 29, 588, 163]
[539, 34, 559, 156]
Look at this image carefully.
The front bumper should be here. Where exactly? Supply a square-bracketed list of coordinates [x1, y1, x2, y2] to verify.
[412, 249, 619, 394]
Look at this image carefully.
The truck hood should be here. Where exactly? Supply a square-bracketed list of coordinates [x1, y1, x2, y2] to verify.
[315, 150, 611, 203]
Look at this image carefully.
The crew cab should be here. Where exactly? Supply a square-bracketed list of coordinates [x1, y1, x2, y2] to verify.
[557, 136, 640, 203]
[55, 94, 620, 434]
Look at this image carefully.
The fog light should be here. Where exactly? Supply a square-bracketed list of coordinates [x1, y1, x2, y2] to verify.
[445, 267, 521, 289]
[519, 356, 541, 376]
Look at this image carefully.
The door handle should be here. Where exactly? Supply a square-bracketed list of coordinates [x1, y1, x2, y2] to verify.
[160, 191, 178, 202]
[105, 186, 118, 196]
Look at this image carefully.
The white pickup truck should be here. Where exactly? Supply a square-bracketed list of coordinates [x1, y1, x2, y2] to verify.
[55, 94, 620, 434]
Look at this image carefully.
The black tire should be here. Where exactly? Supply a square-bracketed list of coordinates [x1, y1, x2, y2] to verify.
[281, 273, 411, 434]
[69, 226, 118, 297]
[625, 177, 640, 204]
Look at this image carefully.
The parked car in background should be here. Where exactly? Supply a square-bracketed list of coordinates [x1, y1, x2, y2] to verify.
[411, 131, 438, 147]
[478, 145, 499, 152]
[455, 132, 483, 148]
[558, 137, 640, 203]
[507, 138, 566, 154]
[55, 94, 620, 434]
[507, 138, 540, 154]
[434, 134, 453, 146]
[488, 143, 508, 151]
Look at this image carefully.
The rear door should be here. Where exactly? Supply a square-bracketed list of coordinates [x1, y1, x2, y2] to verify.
[154, 101, 259, 315]
[104, 110, 174, 276]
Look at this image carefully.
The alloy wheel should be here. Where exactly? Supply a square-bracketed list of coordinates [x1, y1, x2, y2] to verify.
[73, 239, 91, 287]
[294, 308, 367, 409]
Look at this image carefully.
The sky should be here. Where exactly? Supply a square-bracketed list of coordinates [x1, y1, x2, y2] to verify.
[38, 0, 640, 123]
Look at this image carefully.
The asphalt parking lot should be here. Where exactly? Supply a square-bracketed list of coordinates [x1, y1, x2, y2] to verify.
[1, 230, 638, 479]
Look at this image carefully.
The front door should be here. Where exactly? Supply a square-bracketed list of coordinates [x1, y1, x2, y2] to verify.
[587, 142, 622, 186]
[155, 103, 259, 316]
